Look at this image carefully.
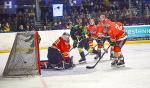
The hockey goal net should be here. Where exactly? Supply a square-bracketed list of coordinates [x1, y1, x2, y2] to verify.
[3, 31, 41, 77]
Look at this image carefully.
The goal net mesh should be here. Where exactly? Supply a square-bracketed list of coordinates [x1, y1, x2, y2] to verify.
[3, 31, 40, 76]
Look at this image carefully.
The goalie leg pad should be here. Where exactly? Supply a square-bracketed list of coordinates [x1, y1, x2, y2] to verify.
[47, 47, 63, 65]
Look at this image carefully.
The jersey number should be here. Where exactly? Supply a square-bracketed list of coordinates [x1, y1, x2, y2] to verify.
[115, 24, 123, 31]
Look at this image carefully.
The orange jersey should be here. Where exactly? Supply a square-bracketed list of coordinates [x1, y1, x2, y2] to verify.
[97, 22, 105, 34]
[108, 22, 127, 41]
[97, 22, 109, 37]
[86, 25, 98, 38]
[52, 37, 71, 57]
[102, 19, 112, 25]
[98, 19, 112, 34]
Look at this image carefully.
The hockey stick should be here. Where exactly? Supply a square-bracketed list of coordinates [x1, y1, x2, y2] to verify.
[79, 44, 98, 60]
[69, 48, 74, 52]
[86, 45, 111, 69]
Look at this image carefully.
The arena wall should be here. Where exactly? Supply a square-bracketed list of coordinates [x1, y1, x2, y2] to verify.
[0, 25, 150, 53]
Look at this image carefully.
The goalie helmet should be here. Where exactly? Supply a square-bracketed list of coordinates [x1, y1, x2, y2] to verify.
[62, 32, 70, 42]
[63, 32, 70, 36]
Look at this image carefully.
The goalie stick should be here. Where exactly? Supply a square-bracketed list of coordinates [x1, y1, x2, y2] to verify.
[86, 45, 111, 69]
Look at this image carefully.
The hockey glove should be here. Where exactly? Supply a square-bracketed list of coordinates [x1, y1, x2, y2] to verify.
[73, 40, 78, 48]
[110, 42, 116, 46]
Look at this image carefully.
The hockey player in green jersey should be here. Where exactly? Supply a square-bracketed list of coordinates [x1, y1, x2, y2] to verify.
[70, 19, 98, 63]
[70, 19, 89, 63]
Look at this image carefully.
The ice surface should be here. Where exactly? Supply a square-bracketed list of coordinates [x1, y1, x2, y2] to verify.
[0, 44, 150, 88]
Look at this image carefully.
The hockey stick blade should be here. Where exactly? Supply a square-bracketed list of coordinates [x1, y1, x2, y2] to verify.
[86, 66, 95, 69]
[86, 45, 111, 69]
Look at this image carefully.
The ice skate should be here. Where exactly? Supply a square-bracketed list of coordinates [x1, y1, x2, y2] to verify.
[117, 59, 125, 67]
[79, 58, 86, 64]
[78, 52, 86, 64]
[94, 50, 101, 60]
[64, 63, 76, 69]
[111, 60, 118, 67]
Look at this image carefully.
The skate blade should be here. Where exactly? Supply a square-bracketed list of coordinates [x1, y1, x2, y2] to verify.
[111, 64, 125, 68]
[79, 61, 86, 64]
[53, 67, 64, 70]
[117, 64, 125, 68]
[111, 64, 117, 68]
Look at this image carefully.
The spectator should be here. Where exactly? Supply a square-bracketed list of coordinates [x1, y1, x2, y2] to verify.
[43, 25, 47, 30]
[18, 25, 25, 32]
[0, 23, 3, 33]
[52, 22, 58, 30]
[39, 0, 48, 22]
[26, 24, 31, 31]
[0, 0, 149, 31]
[57, 21, 64, 29]
[3, 22, 10, 33]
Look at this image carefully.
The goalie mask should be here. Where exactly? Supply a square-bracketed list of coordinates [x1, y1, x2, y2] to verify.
[62, 32, 70, 42]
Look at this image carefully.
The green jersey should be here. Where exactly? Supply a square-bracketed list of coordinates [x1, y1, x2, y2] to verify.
[70, 25, 87, 41]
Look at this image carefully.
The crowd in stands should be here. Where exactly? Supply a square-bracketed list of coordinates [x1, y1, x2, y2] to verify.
[52, 0, 150, 30]
[0, 9, 39, 33]
[0, 0, 150, 32]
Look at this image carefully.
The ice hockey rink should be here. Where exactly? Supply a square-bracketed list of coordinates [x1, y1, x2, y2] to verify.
[0, 43, 150, 88]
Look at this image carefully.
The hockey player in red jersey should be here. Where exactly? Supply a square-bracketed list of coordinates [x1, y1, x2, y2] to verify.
[99, 15, 112, 27]
[106, 22, 127, 67]
[47, 32, 75, 69]
[86, 18, 104, 59]
[96, 15, 113, 59]
[86, 19, 98, 39]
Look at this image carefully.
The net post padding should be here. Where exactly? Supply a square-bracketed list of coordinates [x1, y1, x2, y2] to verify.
[3, 32, 40, 77]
